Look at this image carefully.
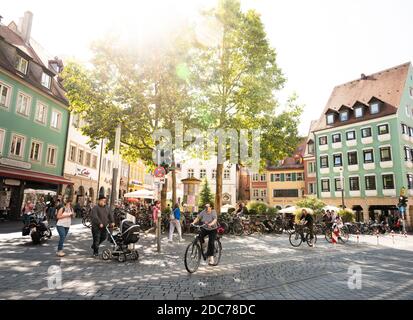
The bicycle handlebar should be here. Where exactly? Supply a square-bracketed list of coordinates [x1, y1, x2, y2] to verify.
[191, 223, 208, 229]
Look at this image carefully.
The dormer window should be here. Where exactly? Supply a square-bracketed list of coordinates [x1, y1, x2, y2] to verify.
[308, 141, 314, 154]
[340, 111, 349, 122]
[326, 113, 335, 125]
[370, 101, 380, 114]
[15, 56, 28, 74]
[354, 106, 364, 118]
[41, 73, 51, 89]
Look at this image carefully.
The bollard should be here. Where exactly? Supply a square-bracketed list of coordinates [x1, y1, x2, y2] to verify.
[356, 231, 360, 245]
[157, 215, 161, 253]
[391, 230, 395, 245]
[376, 233, 379, 245]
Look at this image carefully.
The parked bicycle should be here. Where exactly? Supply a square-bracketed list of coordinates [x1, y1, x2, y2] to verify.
[325, 224, 349, 243]
[184, 224, 223, 273]
[81, 208, 92, 228]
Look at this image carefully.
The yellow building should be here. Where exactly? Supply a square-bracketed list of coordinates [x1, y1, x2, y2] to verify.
[128, 160, 148, 192]
[266, 141, 306, 209]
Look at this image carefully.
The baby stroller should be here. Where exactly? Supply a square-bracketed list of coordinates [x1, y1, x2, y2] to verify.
[102, 219, 140, 262]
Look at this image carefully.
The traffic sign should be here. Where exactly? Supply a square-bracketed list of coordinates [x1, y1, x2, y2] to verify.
[154, 166, 166, 178]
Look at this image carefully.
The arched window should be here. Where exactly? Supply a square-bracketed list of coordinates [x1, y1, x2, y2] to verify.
[89, 188, 94, 203]
[64, 185, 74, 201]
[99, 187, 105, 198]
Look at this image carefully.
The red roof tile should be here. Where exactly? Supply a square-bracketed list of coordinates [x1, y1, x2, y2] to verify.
[313, 62, 411, 132]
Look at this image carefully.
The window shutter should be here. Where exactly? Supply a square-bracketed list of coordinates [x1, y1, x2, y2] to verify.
[280, 174, 285, 182]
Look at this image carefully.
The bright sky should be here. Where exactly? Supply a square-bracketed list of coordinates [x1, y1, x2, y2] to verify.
[3, 0, 413, 136]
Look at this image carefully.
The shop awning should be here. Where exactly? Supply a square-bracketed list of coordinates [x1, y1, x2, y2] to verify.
[0, 167, 73, 185]
[124, 189, 155, 199]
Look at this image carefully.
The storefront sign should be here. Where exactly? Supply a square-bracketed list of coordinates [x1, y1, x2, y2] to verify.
[0, 157, 31, 170]
[76, 167, 91, 177]
[4, 179, 21, 186]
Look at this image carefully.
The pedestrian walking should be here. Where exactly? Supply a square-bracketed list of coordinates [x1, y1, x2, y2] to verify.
[74, 202, 82, 218]
[90, 196, 114, 257]
[22, 200, 34, 225]
[55, 199, 74, 257]
[144, 200, 161, 237]
[168, 203, 183, 242]
[47, 197, 56, 221]
[34, 196, 46, 217]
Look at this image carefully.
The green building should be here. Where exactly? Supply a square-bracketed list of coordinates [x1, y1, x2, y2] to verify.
[312, 62, 413, 228]
[0, 12, 71, 220]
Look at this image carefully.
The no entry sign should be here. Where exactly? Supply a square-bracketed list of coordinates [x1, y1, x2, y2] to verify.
[154, 166, 166, 178]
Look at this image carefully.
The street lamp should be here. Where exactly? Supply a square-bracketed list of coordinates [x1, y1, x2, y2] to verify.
[339, 167, 345, 209]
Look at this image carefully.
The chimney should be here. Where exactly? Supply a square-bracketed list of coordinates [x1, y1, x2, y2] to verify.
[361, 73, 367, 80]
[21, 11, 33, 44]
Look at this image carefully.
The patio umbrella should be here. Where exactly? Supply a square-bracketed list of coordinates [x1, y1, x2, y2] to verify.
[299, 207, 314, 214]
[323, 205, 340, 212]
[278, 206, 297, 214]
[124, 189, 155, 199]
[221, 204, 235, 213]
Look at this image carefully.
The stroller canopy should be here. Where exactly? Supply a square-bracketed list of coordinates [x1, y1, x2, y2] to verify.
[120, 219, 140, 245]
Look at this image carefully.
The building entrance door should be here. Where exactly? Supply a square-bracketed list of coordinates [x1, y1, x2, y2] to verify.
[8, 186, 22, 220]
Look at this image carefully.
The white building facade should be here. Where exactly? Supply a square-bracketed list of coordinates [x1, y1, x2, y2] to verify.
[63, 114, 101, 205]
[180, 157, 238, 206]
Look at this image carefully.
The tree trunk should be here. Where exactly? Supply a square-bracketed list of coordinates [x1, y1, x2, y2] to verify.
[161, 178, 167, 211]
[215, 163, 223, 214]
[172, 154, 177, 206]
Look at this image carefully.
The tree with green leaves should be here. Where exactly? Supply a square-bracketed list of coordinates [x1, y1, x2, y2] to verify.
[62, 31, 195, 210]
[198, 178, 215, 210]
[296, 196, 326, 220]
[190, 0, 302, 212]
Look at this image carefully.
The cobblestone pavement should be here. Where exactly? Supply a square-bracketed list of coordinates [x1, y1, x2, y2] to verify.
[0, 221, 412, 300]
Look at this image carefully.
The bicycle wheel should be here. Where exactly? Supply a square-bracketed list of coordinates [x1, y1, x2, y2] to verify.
[273, 222, 284, 234]
[339, 228, 349, 243]
[232, 222, 244, 236]
[219, 222, 230, 235]
[285, 224, 294, 235]
[184, 241, 201, 273]
[289, 231, 303, 247]
[211, 239, 222, 266]
[306, 233, 317, 246]
[82, 216, 91, 229]
[102, 249, 112, 261]
[257, 224, 266, 235]
[245, 224, 253, 236]
[325, 230, 333, 243]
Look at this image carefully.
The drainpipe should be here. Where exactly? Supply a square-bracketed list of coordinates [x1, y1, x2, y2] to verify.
[60, 108, 71, 197]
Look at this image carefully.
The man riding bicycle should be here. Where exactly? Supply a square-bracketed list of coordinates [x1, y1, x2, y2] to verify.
[300, 209, 314, 247]
[192, 204, 218, 265]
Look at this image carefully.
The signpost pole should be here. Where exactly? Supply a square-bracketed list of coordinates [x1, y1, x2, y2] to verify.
[154, 164, 166, 254]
